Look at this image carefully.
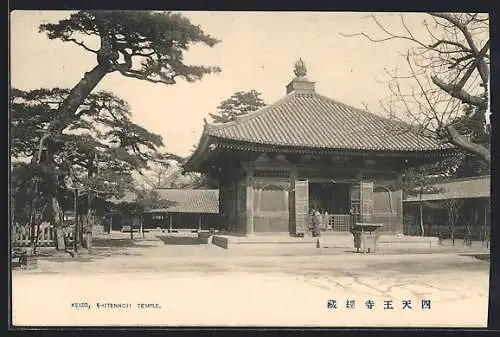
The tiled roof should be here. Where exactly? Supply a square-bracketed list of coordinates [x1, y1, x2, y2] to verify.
[205, 92, 450, 152]
[107, 189, 219, 213]
[149, 189, 219, 214]
[404, 176, 490, 202]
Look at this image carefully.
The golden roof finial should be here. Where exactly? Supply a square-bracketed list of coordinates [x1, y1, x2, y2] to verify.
[294, 58, 307, 77]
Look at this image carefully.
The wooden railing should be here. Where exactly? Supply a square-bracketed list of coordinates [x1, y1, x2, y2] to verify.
[308, 214, 352, 233]
[11, 224, 75, 247]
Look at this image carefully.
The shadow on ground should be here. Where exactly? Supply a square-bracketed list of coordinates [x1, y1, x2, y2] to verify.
[156, 235, 208, 245]
[92, 238, 153, 248]
[35, 238, 157, 263]
[460, 253, 490, 261]
[355, 257, 489, 275]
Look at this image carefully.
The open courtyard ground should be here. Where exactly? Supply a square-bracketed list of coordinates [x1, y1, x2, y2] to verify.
[11, 233, 490, 327]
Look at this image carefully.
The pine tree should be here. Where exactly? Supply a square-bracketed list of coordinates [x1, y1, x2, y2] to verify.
[11, 90, 177, 252]
[11, 11, 220, 252]
[209, 90, 265, 123]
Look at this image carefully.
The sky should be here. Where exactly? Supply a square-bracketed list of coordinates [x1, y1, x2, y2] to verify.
[11, 11, 435, 158]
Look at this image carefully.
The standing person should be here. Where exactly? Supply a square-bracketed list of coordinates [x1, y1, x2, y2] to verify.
[349, 207, 355, 232]
[314, 208, 321, 237]
[464, 224, 472, 247]
[318, 209, 325, 232]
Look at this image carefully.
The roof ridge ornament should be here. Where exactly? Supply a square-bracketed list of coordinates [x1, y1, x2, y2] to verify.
[286, 58, 315, 94]
[294, 58, 307, 78]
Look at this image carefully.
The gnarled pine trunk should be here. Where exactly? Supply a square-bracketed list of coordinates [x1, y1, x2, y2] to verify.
[37, 36, 115, 254]
[50, 196, 65, 251]
[49, 64, 110, 134]
[46, 65, 110, 252]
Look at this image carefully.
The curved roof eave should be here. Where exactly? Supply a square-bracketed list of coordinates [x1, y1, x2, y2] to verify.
[210, 137, 457, 156]
[182, 132, 213, 173]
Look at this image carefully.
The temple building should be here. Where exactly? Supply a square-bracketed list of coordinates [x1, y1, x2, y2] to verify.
[183, 59, 454, 236]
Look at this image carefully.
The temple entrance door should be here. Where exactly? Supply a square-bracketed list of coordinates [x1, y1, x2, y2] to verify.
[360, 181, 374, 223]
[309, 182, 350, 214]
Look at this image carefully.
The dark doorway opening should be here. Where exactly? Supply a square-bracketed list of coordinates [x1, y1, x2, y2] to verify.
[309, 182, 350, 214]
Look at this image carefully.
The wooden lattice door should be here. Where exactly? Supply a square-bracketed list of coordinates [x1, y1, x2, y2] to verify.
[294, 179, 309, 234]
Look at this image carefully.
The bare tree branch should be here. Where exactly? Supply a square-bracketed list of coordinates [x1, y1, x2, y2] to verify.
[430, 13, 479, 52]
[446, 124, 490, 162]
[431, 76, 485, 108]
[431, 38, 489, 108]
[341, 12, 490, 165]
[428, 39, 472, 53]
[430, 13, 490, 86]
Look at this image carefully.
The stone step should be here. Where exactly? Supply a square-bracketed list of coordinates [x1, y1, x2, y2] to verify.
[211, 234, 440, 250]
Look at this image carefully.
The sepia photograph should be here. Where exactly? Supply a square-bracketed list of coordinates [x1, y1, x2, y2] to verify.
[9, 10, 491, 328]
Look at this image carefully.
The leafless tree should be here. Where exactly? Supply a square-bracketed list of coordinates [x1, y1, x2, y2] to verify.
[135, 155, 187, 189]
[138, 164, 174, 189]
[342, 13, 490, 164]
[441, 198, 463, 246]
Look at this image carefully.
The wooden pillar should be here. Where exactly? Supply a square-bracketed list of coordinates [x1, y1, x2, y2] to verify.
[219, 182, 227, 231]
[245, 165, 254, 235]
[169, 214, 173, 232]
[198, 215, 202, 232]
[289, 168, 297, 234]
[234, 180, 239, 233]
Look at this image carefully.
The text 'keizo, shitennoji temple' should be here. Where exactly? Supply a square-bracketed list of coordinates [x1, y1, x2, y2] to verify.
[183, 59, 455, 236]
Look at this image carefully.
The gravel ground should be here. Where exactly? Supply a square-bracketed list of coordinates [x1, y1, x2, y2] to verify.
[11, 233, 490, 327]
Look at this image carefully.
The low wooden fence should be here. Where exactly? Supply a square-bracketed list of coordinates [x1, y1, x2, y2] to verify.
[11, 224, 75, 248]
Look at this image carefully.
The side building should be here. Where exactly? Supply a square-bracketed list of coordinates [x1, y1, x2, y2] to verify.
[144, 189, 220, 232]
[403, 175, 490, 240]
[106, 189, 220, 232]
